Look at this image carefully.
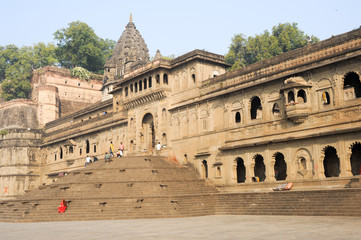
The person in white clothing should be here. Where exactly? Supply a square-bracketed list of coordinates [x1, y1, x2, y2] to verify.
[85, 155, 92, 167]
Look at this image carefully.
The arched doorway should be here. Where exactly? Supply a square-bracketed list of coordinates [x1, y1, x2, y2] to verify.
[274, 152, 287, 180]
[350, 142, 361, 176]
[202, 160, 208, 179]
[254, 154, 266, 181]
[236, 157, 246, 183]
[142, 113, 155, 154]
[323, 146, 340, 177]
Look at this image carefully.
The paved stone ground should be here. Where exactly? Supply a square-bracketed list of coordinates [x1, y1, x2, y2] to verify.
[1, 215, 361, 240]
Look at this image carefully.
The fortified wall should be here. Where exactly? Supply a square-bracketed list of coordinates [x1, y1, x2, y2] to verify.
[31, 66, 103, 125]
[0, 99, 42, 199]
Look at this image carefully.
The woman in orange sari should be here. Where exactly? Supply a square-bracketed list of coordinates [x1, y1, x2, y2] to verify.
[58, 199, 67, 213]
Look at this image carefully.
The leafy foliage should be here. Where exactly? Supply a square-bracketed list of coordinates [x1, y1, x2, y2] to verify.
[225, 23, 319, 70]
[0, 43, 58, 101]
[54, 21, 115, 73]
[71, 66, 91, 80]
[0, 129, 8, 136]
[0, 21, 115, 101]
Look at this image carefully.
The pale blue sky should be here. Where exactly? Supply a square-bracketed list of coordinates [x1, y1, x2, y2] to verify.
[1, 0, 360, 58]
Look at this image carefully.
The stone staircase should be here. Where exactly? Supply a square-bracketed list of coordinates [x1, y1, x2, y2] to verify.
[0, 156, 218, 222]
[216, 188, 361, 217]
[1, 155, 361, 222]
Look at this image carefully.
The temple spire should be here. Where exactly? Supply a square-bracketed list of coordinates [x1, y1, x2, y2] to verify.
[129, 13, 132, 22]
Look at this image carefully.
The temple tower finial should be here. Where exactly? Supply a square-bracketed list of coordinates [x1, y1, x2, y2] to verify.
[130, 13, 132, 22]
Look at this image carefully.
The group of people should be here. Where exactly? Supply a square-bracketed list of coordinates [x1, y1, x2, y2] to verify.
[85, 141, 125, 166]
[109, 141, 125, 158]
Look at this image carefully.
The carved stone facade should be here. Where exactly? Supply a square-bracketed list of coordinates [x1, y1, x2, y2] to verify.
[1, 20, 361, 199]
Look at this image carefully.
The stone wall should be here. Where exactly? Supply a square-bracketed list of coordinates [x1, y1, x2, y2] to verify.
[0, 100, 42, 199]
[0, 99, 39, 129]
[32, 66, 103, 123]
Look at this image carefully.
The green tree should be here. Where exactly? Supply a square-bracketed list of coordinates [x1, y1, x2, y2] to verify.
[0, 43, 58, 101]
[54, 21, 115, 73]
[225, 23, 319, 70]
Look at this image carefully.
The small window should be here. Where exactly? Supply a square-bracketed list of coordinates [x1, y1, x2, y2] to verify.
[343, 72, 361, 98]
[192, 74, 196, 83]
[130, 84, 133, 92]
[250, 97, 262, 120]
[144, 78, 147, 89]
[78, 83, 81, 87]
[148, 77, 152, 88]
[108, 68, 110, 72]
[125, 87, 128, 97]
[69, 146, 73, 154]
[94, 145, 96, 153]
[297, 89, 307, 103]
[139, 80, 142, 91]
[272, 103, 280, 115]
[322, 92, 330, 105]
[235, 112, 241, 123]
[288, 91, 295, 103]
[86, 140, 90, 154]
[60, 147, 63, 159]
[65, 81, 68, 84]
[216, 166, 221, 177]
[163, 74, 168, 85]
[156, 74, 160, 84]
[135, 82, 138, 93]
[54, 154, 57, 161]
[80, 148, 82, 156]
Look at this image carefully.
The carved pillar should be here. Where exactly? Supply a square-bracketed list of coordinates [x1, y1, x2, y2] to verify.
[341, 141, 353, 177]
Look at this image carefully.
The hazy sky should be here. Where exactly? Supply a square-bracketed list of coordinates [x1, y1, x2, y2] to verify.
[1, 0, 360, 58]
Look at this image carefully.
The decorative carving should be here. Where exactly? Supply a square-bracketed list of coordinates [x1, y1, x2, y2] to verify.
[124, 90, 166, 109]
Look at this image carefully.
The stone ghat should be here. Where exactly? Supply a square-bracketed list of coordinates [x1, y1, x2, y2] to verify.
[1, 156, 361, 222]
[0, 156, 218, 222]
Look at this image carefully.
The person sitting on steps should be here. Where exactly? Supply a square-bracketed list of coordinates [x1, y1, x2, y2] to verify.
[104, 152, 111, 162]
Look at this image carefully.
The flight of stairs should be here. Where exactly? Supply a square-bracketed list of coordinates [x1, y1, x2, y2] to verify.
[0, 156, 218, 222]
[216, 188, 361, 217]
[1, 155, 361, 222]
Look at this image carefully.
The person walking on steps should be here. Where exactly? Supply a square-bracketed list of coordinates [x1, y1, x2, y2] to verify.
[109, 141, 115, 157]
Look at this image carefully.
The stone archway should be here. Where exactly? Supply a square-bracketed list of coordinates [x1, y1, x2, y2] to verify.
[142, 113, 155, 155]
[273, 152, 287, 181]
[253, 154, 266, 182]
[350, 142, 361, 176]
[235, 157, 246, 183]
[322, 146, 340, 177]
